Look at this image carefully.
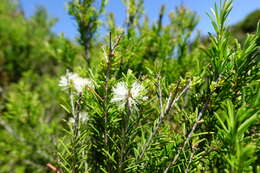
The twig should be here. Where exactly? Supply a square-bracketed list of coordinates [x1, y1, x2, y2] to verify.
[165, 80, 191, 115]
[112, 32, 124, 53]
[158, 75, 164, 119]
[47, 163, 61, 173]
[138, 79, 192, 160]
[163, 98, 209, 173]
[104, 32, 111, 145]
[104, 32, 124, 145]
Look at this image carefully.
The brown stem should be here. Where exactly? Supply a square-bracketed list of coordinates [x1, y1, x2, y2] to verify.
[47, 163, 62, 173]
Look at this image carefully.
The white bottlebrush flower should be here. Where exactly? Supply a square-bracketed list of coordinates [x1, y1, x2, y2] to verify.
[111, 82, 128, 105]
[59, 72, 79, 90]
[59, 71, 94, 94]
[73, 77, 94, 93]
[131, 81, 144, 99]
[111, 81, 146, 110]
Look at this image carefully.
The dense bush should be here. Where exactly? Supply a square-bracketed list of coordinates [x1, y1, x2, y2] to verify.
[0, 0, 259, 172]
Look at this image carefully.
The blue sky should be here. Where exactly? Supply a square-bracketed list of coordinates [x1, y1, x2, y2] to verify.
[20, 0, 260, 40]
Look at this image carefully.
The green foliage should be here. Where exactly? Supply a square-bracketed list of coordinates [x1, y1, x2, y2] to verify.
[0, 0, 259, 172]
[0, 74, 62, 172]
[0, 2, 59, 84]
[68, 0, 107, 63]
[215, 99, 259, 172]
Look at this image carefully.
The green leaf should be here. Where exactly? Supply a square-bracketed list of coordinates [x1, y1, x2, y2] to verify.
[60, 104, 71, 114]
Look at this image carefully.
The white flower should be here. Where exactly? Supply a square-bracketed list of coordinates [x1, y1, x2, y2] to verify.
[69, 111, 89, 124]
[59, 71, 94, 94]
[111, 81, 146, 110]
[73, 77, 94, 93]
[79, 111, 88, 122]
[111, 82, 128, 105]
[59, 72, 79, 90]
[131, 81, 144, 98]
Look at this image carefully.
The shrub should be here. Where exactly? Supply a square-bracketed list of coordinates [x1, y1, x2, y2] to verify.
[0, 0, 259, 172]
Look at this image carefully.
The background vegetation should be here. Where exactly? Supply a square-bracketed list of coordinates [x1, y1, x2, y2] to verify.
[0, 0, 259, 172]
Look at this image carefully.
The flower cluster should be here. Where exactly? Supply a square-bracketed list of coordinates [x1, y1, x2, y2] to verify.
[59, 71, 94, 94]
[111, 81, 147, 110]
